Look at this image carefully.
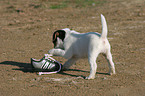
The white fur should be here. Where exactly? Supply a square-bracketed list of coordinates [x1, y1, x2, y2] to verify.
[48, 14, 116, 79]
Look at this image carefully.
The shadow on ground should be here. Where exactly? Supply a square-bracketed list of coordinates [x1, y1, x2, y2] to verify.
[0, 61, 109, 78]
[0, 61, 33, 73]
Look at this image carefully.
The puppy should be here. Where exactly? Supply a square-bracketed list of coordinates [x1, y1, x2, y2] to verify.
[48, 14, 115, 79]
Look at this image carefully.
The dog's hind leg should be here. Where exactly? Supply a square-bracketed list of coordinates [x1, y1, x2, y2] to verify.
[63, 57, 78, 70]
[105, 50, 116, 75]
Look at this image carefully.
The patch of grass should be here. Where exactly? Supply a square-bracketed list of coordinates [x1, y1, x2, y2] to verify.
[50, 1, 69, 9]
[76, 0, 107, 7]
[37, 0, 107, 9]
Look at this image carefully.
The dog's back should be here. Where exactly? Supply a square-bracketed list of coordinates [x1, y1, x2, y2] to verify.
[64, 14, 108, 58]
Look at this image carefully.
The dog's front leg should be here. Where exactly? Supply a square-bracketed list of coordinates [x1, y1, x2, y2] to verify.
[48, 48, 65, 57]
[86, 50, 99, 80]
[63, 57, 78, 70]
[86, 57, 97, 79]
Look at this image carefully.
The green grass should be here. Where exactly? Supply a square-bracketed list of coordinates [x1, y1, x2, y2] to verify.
[75, 0, 107, 7]
[50, 1, 68, 9]
[37, 0, 107, 9]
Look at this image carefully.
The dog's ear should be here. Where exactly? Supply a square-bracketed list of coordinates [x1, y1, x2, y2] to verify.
[53, 32, 59, 42]
[52, 30, 65, 47]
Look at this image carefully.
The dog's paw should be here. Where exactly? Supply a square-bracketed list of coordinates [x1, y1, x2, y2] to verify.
[108, 72, 116, 75]
[85, 76, 95, 80]
[62, 66, 69, 71]
[48, 49, 54, 54]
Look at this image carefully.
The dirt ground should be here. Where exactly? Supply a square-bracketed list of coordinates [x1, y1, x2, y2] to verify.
[0, 0, 145, 96]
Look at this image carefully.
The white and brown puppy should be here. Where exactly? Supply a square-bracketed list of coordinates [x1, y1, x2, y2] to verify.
[48, 14, 115, 79]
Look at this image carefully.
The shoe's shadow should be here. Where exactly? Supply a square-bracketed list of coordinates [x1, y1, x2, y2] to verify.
[0, 61, 33, 73]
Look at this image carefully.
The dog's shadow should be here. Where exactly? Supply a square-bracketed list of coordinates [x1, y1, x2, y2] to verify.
[0, 61, 109, 78]
[60, 69, 109, 78]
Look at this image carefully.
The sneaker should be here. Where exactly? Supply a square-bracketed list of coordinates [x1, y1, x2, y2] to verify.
[31, 54, 62, 74]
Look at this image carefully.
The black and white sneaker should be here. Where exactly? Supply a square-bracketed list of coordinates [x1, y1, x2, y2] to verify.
[31, 54, 62, 75]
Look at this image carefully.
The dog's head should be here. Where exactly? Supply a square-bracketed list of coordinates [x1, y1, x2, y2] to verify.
[52, 30, 66, 48]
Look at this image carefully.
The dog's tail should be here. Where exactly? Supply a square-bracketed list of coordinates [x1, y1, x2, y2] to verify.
[100, 14, 108, 39]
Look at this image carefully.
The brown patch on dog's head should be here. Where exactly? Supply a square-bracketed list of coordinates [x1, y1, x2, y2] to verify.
[52, 30, 66, 47]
